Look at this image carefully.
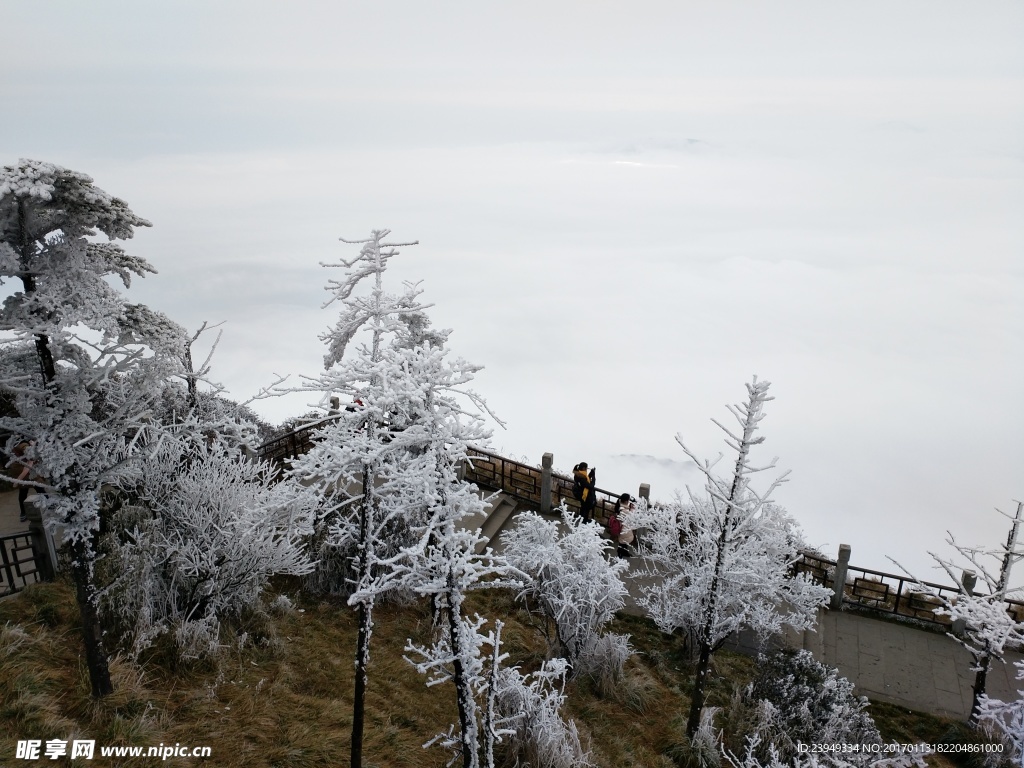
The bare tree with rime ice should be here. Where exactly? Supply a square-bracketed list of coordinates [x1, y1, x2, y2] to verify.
[279, 229, 507, 768]
[893, 502, 1024, 728]
[390, 351, 520, 768]
[978, 658, 1024, 764]
[0, 159, 187, 697]
[626, 376, 830, 738]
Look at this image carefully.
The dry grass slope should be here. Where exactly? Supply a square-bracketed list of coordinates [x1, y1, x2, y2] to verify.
[0, 580, 974, 767]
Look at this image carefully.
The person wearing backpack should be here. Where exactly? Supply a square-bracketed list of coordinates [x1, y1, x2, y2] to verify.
[572, 462, 597, 522]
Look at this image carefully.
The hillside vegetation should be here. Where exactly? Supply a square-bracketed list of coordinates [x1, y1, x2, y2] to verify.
[1, 580, 977, 768]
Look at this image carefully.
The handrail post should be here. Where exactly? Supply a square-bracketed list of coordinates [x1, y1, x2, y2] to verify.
[639, 483, 650, 505]
[26, 501, 54, 582]
[540, 453, 553, 513]
[952, 569, 977, 635]
[831, 543, 851, 610]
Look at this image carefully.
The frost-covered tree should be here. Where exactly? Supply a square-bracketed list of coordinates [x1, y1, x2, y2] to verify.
[726, 650, 887, 765]
[503, 507, 631, 676]
[410, 619, 596, 768]
[407, 613, 519, 768]
[0, 159, 185, 696]
[627, 377, 830, 737]
[100, 429, 314, 659]
[282, 229, 502, 768]
[92, 315, 307, 661]
[397, 415, 520, 768]
[978, 659, 1024, 764]
[895, 504, 1024, 726]
[492, 655, 595, 768]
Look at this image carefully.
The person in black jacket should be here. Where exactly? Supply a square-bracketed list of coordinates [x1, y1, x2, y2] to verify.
[572, 462, 597, 522]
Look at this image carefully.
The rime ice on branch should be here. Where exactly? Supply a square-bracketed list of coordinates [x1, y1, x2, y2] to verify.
[503, 507, 630, 676]
[0, 159, 184, 697]
[626, 376, 830, 738]
[893, 502, 1024, 728]
[281, 230, 508, 768]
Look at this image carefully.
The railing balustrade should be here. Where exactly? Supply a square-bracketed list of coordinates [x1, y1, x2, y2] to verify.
[258, 421, 1023, 631]
[257, 416, 339, 475]
[257, 422, 641, 524]
[0, 531, 44, 598]
[463, 446, 626, 524]
[795, 548, 1020, 628]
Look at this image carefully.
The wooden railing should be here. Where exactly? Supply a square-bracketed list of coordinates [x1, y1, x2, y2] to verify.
[794, 549, 1024, 627]
[258, 421, 1024, 629]
[256, 422, 635, 522]
[462, 445, 627, 523]
[257, 416, 339, 475]
[0, 531, 45, 598]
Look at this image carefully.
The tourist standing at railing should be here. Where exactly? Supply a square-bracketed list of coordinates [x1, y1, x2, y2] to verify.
[12, 441, 40, 523]
[572, 462, 597, 522]
[608, 493, 636, 558]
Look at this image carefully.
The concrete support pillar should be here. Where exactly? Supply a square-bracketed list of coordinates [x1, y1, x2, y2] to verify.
[830, 543, 851, 610]
[26, 501, 55, 582]
[952, 569, 977, 635]
[638, 483, 650, 506]
[540, 453, 553, 513]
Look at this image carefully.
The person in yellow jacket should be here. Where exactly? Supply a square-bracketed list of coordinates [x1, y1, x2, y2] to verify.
[572, 462, 597, 522]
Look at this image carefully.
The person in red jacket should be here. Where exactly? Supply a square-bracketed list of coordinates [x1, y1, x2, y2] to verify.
[608, 493, 636, 558]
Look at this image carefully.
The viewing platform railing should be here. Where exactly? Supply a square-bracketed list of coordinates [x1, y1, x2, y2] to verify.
[461, 445, 641, 524]
[257, 420, 648, 522]
[258, 420, 1024, 629]
[794, 548, 1024, 628]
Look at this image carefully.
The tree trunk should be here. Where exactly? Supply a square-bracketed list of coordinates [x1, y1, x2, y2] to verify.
[350, 467, 373, 768]
[686, 413, 752, 738]
[970, 651, 991, 726]
[351, 601, 370, 768]
[446, 574, 479, 768]
[19, 200, 111, 697]
[686, 633, 714, 738]
[17, 201, 57, 385]
[69, 539, 113, 698]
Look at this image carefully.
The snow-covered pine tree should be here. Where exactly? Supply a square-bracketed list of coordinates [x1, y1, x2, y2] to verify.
[626, 376, 830, 737]
[283, 229, 503, 768]
[0, 159, 185, 696]
[727, 649, 890, 764]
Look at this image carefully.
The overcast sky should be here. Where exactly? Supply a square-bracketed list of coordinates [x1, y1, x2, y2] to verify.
[3, 1, 1022, 582]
